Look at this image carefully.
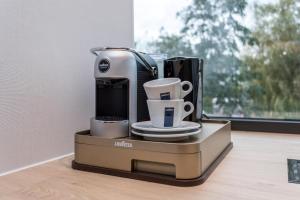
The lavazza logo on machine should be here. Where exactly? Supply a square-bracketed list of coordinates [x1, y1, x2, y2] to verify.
[98, 59, 110, 73]
[114, 141, 133, 148]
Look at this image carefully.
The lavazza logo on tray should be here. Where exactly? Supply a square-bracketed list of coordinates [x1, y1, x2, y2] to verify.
[114, 141, 133, 148]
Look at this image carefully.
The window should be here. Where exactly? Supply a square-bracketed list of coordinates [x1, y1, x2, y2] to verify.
[134, 0, 300, 123]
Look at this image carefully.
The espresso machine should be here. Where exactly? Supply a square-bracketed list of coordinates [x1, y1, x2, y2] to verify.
[72, 48, 232, 186]
[89, 47, 158, 138]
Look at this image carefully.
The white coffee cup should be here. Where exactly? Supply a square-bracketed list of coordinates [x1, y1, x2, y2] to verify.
[143, 78, 193, 100]
[147, 99, 194, 128]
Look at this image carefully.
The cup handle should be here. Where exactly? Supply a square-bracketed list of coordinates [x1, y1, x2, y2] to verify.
[182, 101, 194, 119]
[180, 81, 193, 98]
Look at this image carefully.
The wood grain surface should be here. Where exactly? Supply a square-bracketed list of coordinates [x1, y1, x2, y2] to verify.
[0, 131, 300, 200]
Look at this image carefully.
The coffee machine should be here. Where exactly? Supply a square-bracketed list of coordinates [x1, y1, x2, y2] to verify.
[72, 48, 232, 187]
[90, 47, 158, 138]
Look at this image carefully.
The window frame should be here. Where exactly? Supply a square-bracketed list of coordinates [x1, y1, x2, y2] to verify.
[208, 116, 300, 134]
[134, 2, 300, 134]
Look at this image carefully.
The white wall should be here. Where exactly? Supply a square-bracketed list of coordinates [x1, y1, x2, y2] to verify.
[0, 0, 133, 174]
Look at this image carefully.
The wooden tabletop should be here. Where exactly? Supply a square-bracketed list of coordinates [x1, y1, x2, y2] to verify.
[1, 131, 300, 200]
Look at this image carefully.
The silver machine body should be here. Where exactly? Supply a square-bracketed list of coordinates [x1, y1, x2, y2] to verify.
[94, 50, 138, 123]
[90, 47, 158, 138]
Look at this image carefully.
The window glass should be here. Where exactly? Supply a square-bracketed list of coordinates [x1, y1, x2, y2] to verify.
[134, 0, 300, 119]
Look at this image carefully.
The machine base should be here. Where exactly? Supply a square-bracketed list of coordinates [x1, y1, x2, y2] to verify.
[72, 142, 232, 187]
[72, 120, 232, 186]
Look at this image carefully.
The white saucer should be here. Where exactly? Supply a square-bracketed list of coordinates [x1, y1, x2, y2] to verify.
[131, 129, 201, 142]
[131, 121, 201, 133]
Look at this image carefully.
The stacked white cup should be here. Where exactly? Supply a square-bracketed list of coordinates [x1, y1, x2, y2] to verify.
[143, 78, 194, 128]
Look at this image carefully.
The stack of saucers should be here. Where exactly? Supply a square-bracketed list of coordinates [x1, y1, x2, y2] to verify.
[131, 78, 202, 142]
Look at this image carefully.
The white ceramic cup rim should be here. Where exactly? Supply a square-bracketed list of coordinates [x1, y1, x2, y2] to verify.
[146, 99, 194, 113]
[143, 78, 180, 88]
